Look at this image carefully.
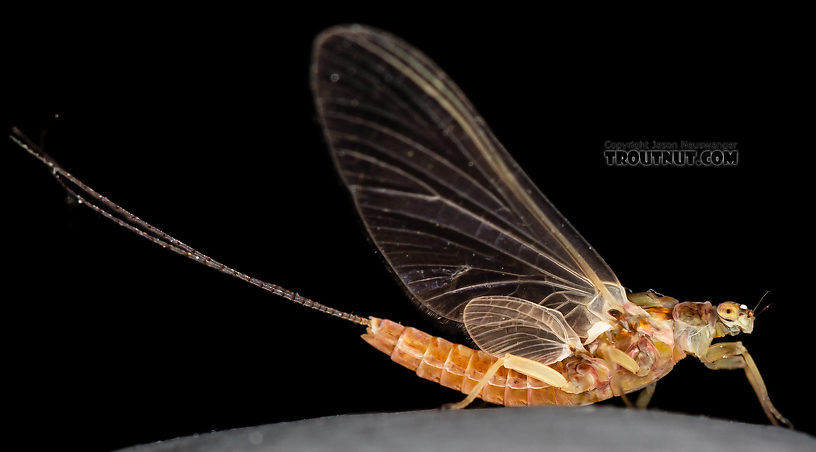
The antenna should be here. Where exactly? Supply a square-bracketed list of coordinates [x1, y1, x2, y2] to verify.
[753, 290, 770, 311]
[10, 127, 369, 326]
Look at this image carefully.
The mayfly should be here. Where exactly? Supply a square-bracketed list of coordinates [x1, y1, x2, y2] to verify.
[11, 24, 790, 427]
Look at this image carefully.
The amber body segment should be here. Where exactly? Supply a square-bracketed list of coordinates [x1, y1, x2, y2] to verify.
[362, 317, 677, 406]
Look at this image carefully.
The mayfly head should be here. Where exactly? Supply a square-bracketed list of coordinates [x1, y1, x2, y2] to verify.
[715, 301, 754, 335]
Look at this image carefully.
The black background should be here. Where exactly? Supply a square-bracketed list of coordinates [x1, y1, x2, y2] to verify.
[3, 7, 811, 450]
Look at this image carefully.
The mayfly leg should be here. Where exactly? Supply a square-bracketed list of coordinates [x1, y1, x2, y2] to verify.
[596, 342, 639, 407]
[703, 341, 792, 428]
[635, 382, 657, 409]
[9, 127, 369, 327]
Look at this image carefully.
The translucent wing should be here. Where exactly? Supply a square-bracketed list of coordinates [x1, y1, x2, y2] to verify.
[463, 296, 585, 365]
[311, 25, 628, 340]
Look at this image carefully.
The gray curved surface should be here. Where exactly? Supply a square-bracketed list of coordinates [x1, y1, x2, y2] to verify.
[122, 406, 814, 452]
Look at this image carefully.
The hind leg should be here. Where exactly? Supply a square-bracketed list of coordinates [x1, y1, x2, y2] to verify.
[443, 354, 570, 410]
[442, 356, 506, 410]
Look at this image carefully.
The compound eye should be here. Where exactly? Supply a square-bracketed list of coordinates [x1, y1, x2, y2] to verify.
[717, 301, 740, 321]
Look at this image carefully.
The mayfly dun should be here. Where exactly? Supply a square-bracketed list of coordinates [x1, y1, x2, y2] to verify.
[11, 25, 790, 427]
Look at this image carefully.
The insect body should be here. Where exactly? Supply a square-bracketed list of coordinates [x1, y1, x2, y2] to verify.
[362, 294, 767, 413]
[12, 25, 789, 427]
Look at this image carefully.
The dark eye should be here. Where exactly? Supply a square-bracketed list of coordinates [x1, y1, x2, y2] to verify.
[717, 302, 740, 321]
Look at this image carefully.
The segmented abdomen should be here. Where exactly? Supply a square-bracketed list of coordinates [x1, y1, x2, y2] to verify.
[361, 317, 614, 406]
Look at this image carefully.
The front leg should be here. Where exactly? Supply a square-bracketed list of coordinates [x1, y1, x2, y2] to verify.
[702, 341, 792, 427]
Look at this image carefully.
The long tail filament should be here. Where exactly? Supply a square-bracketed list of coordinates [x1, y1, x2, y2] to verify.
[10, 127, 369, 326]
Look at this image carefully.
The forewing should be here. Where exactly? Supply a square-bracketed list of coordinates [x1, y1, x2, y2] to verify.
[463, 296, 583, 364]
[311, 25, 627, 326]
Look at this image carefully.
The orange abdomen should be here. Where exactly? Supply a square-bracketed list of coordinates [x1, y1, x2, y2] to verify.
[362, 317, 615, 406]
